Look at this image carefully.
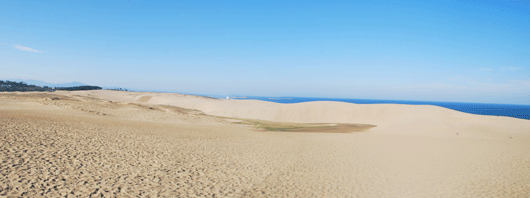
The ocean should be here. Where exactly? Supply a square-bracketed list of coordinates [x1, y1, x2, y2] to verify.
[231, 97, 530, 120]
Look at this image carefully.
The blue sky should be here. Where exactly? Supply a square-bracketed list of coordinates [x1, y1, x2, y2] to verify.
[1, 0, 529, 104]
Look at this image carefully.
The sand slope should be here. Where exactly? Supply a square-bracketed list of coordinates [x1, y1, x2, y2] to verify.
[1, 91, 530, 197]
[59, 90, 530, 138]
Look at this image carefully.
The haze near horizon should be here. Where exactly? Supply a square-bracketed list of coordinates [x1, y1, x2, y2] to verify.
[1, 0, 529, 104]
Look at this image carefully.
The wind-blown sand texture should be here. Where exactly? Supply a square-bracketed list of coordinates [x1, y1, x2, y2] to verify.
[1, 90, 530, 197]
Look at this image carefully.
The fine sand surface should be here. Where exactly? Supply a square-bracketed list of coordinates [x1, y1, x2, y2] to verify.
[1, 90, 530, 197]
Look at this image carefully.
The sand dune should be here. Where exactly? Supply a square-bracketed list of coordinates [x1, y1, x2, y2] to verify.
[59, 90, 530, 138]
[1, 91, 530, 197]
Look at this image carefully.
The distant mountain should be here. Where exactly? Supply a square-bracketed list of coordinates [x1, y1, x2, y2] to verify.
[7, 79, 88, 87]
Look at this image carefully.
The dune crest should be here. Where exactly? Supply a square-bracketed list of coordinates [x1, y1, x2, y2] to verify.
[57, 90, 530, 138]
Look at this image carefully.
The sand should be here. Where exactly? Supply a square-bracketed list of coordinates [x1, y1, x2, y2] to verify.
[1, 90, 530, 197]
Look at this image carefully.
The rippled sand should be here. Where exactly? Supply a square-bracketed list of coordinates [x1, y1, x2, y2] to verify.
[1, 91, 529, 197]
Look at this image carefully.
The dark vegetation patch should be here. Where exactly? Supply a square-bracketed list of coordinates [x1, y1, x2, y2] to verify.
[229, 118, 376, 133]
[0, 80, 101, 92]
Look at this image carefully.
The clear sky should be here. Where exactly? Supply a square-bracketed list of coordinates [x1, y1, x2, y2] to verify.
[1, 0, 529, 104]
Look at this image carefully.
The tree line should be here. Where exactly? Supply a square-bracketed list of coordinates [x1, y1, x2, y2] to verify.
[0, 80, 102, 92]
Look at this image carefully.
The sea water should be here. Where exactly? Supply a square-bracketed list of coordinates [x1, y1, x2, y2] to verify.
[231, 97, 530, 120]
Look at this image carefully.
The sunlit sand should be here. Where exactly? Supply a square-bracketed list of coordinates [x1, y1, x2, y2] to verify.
[1, 90, 529, 197]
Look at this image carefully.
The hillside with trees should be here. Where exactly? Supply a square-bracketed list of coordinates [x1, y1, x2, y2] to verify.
[54, 86, 103, 91]
[0, 80, 101, 92]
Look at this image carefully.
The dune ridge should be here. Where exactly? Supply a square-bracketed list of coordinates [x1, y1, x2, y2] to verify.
[57, 90, 530, 138]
